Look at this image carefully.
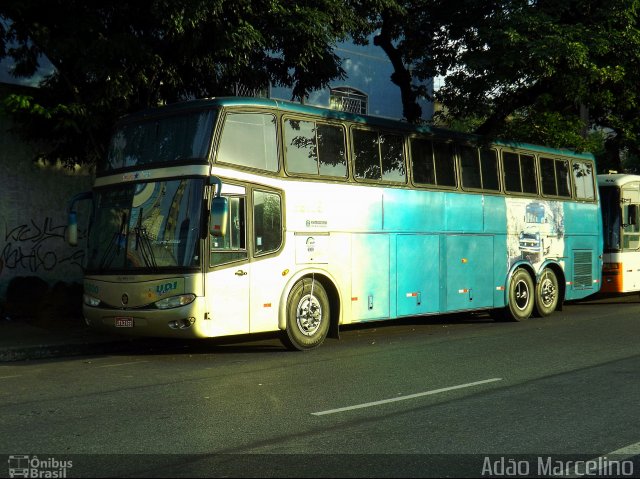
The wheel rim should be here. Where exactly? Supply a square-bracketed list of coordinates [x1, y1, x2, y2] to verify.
[514, 279, 530, 311]
[296, 293, 322, 336]
[539, 275, 557, 308]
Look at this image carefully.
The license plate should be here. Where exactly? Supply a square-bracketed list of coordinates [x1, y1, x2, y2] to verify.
[115, 317, 134, 328]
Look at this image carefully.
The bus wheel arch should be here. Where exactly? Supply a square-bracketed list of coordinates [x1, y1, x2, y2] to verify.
[279, 273, 340, 351]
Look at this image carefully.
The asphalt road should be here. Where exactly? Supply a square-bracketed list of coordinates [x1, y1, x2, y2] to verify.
[0, 295, 639, 478]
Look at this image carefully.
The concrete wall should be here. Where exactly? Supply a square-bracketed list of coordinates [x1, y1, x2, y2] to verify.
[0, 98, 93, 302]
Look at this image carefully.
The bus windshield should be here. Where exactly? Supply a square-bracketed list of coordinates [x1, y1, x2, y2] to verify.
[86, 178, 205, 272]
[100, 109, 217, 173]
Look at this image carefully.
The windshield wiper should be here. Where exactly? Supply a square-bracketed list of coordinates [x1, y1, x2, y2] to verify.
[98, 212, 128, 271]
[134, 208, 158, 270]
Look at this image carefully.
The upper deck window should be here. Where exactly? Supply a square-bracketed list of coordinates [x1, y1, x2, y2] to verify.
[284, 119, 347, 177]
[217, 112, 279, 172]
[410, 138, 456, 188]
[459, 146, 500, 192]
[572, 160, 595, 200]
[503, 152, 538, 195]
[103, 110, 216, 173]
[352, 128, 406, 183]
[540, 157, 571, 198]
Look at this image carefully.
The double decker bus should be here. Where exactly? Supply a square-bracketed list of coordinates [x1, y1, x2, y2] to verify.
[68, 97, 602, 350]
[598, 173, 640, 294]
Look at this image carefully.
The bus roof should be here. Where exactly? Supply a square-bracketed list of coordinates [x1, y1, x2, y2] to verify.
[597, 173, 640, 187]
[120, 96, 595, 161]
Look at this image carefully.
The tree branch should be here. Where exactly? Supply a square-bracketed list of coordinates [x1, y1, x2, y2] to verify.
[474, 79, 552, 137]
[373, 12, 421, 123]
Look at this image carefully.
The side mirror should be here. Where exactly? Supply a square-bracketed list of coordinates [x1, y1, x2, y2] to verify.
[67, 191, 92, 246]
[210, 196, 228, 237]
[67, 211, 79, 246]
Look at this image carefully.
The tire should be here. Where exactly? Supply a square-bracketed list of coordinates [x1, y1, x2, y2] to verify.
[503, 269, 534, 321]
[280, 278, 330, 351]
[534, 268, 559, 317]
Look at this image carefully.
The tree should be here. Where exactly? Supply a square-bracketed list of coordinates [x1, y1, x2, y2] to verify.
[370, 0, 640, 171]
[6, 0, 638, 172]
[0, 0, 382, 167]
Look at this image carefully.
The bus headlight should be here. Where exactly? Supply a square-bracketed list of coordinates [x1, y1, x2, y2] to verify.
[83, 294, 101, 307]
[154, 294, 196, 310]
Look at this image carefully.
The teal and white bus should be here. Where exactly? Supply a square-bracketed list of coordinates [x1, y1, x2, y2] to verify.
[68, 97, 602, 350]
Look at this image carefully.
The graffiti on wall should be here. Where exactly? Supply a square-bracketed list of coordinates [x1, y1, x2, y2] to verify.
[1, 217, 86, 275]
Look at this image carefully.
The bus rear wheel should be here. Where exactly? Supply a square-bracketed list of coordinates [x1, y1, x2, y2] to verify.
[281, 278, 330, 351]
[503, 269, 534, 321]
[534, 268, 559, 317]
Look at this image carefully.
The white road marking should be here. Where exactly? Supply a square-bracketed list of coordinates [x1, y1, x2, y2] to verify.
[0, 375, 21, 379]
[606, 441, 640, 457]
[96, 361, 150, 368]
[311, 377, 503, 416]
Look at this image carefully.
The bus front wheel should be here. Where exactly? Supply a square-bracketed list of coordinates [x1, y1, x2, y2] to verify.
[281, 278, 330, 351]
[504, 269, 534, 321]
[534, 268, 559, 317]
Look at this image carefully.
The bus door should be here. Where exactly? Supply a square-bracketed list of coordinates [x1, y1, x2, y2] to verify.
[248, 188, 285, 333]
[206, 190, 250, 336]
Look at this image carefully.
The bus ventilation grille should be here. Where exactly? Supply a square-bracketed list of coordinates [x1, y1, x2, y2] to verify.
[573, 250, 593, 289]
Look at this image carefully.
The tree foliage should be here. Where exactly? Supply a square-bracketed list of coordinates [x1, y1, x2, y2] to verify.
[372, 0, 640, 171]
[0, 0, 381, 166]
[2, 0, 640, 172]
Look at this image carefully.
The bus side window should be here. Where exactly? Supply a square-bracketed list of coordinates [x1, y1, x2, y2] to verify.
[540, 157, 557, 195]
[503, 152, 537, 194]
[253, 190, 282, 255]
[460, 145, 481, 190]
[210, 196, 247, 266]
[410, 138, 436, 185]
[284, 119, 347, 178]
[217, 113, 278, 172]
[317, 124, 347, 177]
[520, 155, 538, 194]
[480, 148, 500, 191]
[433, 141, 456, 187]
[503, 152, 522, 193]
[353, 129, 406, 183]
[353, 129, 381, 180]
[623, 203, 640, 249]
[556, 159, 571, 197]
[572, 160, 595, 200]
[380, 133, 406, 182]
[285, 119, 318, 174]
[628, 204, 638, 227]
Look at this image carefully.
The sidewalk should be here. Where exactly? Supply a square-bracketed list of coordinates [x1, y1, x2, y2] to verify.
[0, 318, 141, 362]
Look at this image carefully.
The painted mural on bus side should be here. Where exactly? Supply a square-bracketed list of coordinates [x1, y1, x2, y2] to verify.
[506, 198, 565, 267]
